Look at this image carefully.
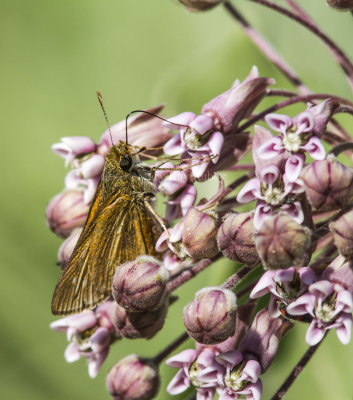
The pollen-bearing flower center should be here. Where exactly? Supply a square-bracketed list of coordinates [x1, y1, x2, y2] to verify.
[315, 302, 336, 323]
[262, 185, 286, 206]
[188, 361, 203, 388]
[282, 131, 302, 153]
[224, 364, 248, 392]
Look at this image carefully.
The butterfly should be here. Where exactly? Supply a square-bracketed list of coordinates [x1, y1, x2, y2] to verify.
[51, 141, 162, 315]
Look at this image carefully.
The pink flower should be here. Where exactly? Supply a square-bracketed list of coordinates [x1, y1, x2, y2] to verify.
[50, 301, 120, 377]
[250, 267, 316, 317]
[286, 280, 353, 345]
[52, 136, 96, 166]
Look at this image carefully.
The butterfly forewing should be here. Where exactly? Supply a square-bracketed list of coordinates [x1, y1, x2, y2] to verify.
[51, 143, 160, 315]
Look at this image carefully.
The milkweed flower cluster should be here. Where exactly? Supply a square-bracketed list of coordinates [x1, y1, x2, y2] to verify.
[47, 2, 353, 399]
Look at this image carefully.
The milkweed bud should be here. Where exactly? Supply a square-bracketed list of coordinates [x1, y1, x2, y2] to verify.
[326, 0, 353, 10]
[301, 157, 353, 211]
[183, 287, 237, 344]
[112, 301, 168, 339]
[57, 227, 82, 268]
[182, 208, 218, 259]
[106, 354, 160, 400]
[330, 210, 353, 259]
[112, 256, 169, 312]
[178, 0, 224, 12]
[217, 212, 259, 264]
[46, 189, 89, 238]
[255, 214, 311, 270]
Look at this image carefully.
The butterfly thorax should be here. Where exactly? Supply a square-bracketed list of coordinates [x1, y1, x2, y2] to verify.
[102, 142, 155, 201]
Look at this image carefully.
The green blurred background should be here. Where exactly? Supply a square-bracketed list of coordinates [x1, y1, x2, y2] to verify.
[1, 0, 353, 399]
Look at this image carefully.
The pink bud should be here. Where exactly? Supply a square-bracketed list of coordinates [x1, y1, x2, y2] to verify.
[112, 302, 168, 339]
[330, 209, 353, 259]
[301, 157, 353, 211]
[326, 0, 353, 10]
[217, 212, 259, 264]
[112, 256, 169, 312]
[46, 190, 89, 238]
[182, 208, 219, 259]
[255, 214, 311, 269]
[177, 0, 224, 11]
[183, 287, 237, 344]
[106, 354, 160, 400]
[57, 227, 82, 268]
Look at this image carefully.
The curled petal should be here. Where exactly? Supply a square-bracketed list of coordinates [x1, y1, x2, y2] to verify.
[259, 165, 280, 186]
[50, 311, 97, 332]
[305, 320, 326, 346]
[302, 136, 326, 160]
[207, 131, 224, 163]
[179, 184, 197, 215]
[84, 177, 100, 204]
[285, 153, 305, 182]
[166, 369, 190, 395]
[190, 114, 214, 134]
[192, 158, 211, 179]
[336, 290, 353, 313]
[308, 280, 334, 299]
[298, 267, 317, 286]
[164, 112, 197, 129]
[80, 154, 105, 179]
[265, 113, 293, 134]
[335, 313, 352, 345]
[286, 293, 316, 316]
[215, 350, 243, 369]
[281, 202, 304, 225]
[238, 380, 262, 400]
[237, 179, 261, 203]
[294, 111, 314, 134]
[87, 346, 109, 378]
[159, 170, 188, 195]
[257, 137, 283, 160]
[274, 267, 295, 283]
[241, 360, 261, 383]
[155, 230, 171, 252]
[64, 342, 81, 363]
[166, 349, 198, 368]
[163, 133, 185, 156]
[89, 327, 111, 353]
[253, 202, 272, 230]
[250, 270, 277, 299]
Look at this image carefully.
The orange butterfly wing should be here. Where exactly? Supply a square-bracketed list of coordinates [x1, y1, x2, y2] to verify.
[51, 187, 159, 315]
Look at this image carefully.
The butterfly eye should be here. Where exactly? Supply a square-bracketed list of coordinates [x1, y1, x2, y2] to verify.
[120, 156, 132, 171]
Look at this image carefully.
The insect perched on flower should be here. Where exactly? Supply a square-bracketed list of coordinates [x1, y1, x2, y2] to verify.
[51, 94, 166, 315]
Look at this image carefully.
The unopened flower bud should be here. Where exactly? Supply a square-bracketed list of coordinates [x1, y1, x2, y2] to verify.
[301, 157, 353, 211]
[326, 0, 353, 10]
[330, 210, 353, 259]
[239, 309, 292, 372]
[182, 208, 218, 259]
[112, 256, 169, 312]
[113, 302, 168, 339]
[323, 256, 353, 292]
[217, 212, 259, 264]
[183, 287, 237, 344]
[106, 354, 160, 400]
[255, 214, 311, 269]
[46, 189, 89, 238]
[178, 0, 224, 12]
[57, 227, 82, 268]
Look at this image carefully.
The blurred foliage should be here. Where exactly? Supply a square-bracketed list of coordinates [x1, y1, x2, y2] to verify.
[1, 0, 353, 399]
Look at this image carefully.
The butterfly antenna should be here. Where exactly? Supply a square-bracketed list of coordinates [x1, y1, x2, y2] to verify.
[97, 91, 114, 146]
[125, 110, 191, 146]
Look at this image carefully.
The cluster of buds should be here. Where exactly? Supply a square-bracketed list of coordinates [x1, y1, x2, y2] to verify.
[48, 51, 353, 399]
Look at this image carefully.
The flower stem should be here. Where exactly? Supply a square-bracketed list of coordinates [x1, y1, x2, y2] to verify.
[270, 334, 327, 400]
[245, 0, 353, 91]
[223, 1, 309, 94]
[153, 331, 190, 365]
[221, 263, 257, 290]
[238, 93, 353, 134]
[167, 257, 219, 292]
